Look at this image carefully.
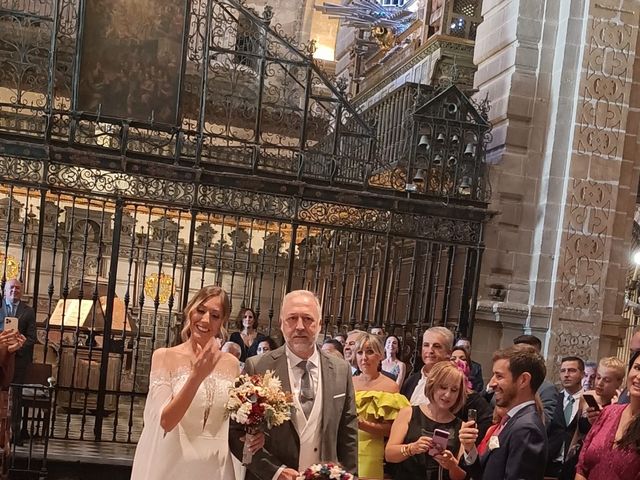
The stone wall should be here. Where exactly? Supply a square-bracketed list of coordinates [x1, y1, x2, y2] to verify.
[473, 0, 640, 380]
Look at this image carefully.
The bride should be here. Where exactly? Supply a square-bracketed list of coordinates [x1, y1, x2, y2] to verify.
[131, 285, 263, 479]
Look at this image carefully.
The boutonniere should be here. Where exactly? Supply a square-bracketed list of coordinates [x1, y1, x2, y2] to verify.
[488, 435, 500, 451]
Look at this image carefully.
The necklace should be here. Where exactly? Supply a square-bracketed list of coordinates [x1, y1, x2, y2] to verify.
[203, 376, 215, 430]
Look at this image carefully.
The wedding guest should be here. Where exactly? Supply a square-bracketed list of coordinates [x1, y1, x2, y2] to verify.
[370, 327, 384, 337]
[512, 334, 557, 424]
[353, 334, 409, 479]
[0, 330, 24, 452]
[401, 327, 454, 405]
[382, 335, 406, 387]
[618, 327, 640, 404]
[256, 336, 278, 355]
[222, 341, 244, 371]
[459, 344, 548, 480]
[321, 338, 344, 358]
[558, 357, 625, 480]
[0, 330, 26, 388]
[386, 361, 468, 480]
[452, 357, 493, 443]
[222, 341, 241, 360]
[131, 286, 263, 480]
[334, 334, 347, 346]
[455, 337, 484, 393]
[230, 290, 358, 480]
[575, 350, 640, 480]
[229, 307, 267, 362]
[546, 356, 585, 477]
[1, 279, 36, 445]
[583, 361, 597, 391]
[344, 330, 366, 375]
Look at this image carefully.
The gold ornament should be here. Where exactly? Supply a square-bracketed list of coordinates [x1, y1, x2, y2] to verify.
[144, 273, 174, 304]
[0, 254, 19, 281]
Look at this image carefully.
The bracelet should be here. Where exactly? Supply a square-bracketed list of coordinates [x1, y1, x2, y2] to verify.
[401, 443, 413, 457]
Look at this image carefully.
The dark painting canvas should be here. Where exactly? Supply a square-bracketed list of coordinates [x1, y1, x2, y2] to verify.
[78, 0, 187, 125]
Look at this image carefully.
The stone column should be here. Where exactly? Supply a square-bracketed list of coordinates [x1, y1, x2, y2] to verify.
[472, 0, 640, 372]
[550, 0, 640, 363]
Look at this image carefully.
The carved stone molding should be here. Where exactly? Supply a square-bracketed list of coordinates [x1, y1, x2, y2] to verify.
[558, 4, 638, 318]
[559, 179, 612, 311]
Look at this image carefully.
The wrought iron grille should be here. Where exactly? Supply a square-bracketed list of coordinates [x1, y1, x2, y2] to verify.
[0, 184, 484, 443]
[0, 0, 376, 185]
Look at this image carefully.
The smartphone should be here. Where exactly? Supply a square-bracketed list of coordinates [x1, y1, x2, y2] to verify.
[583, 393, 600, 411]
[429, 428, 450, 456]
[4, 316, 18, 332]
[468, 408, 477, 424]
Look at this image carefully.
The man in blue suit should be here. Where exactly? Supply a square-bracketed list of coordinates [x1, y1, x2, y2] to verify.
[459, 344, 548, 480]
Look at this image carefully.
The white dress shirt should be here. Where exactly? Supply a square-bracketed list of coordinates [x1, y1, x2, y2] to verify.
[409, 367, 431, 406]
[285, 346, 320, 401]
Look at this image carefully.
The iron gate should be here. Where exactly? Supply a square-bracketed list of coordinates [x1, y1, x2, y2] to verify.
[0, 183, 484, 442]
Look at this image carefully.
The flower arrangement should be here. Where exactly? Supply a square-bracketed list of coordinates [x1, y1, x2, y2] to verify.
[299, 463, 354, 480]
[226, 370, 294, 464]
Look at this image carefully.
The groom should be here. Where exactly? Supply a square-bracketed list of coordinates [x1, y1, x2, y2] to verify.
[229, 290, 358, 480]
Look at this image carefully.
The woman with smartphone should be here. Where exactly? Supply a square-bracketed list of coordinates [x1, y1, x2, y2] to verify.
[385, 361, 469, 480]
[575, 350, 640, 480]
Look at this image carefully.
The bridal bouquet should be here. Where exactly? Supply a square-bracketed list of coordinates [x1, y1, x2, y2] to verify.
[226, 370, 293, 465]
[299, 463, 354, 480]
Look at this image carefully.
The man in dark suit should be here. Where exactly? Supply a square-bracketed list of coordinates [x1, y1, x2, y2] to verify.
[0, 278, 37, 444]
[546, 356, 584, 477]
[459, 345, 548, 480]
[512, 334, 558, 424]
[230, 290, 358, 480]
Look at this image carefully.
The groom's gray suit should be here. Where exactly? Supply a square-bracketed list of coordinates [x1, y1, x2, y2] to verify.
[229, 346, 358, 480]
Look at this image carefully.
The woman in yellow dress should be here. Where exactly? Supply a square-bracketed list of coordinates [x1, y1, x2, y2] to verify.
[352, 333, 410, 479]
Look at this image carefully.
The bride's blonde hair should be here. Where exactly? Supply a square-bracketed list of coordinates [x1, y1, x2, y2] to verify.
[180, 285, 231, 343]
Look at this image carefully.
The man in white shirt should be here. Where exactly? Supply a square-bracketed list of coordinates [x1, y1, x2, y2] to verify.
[400, 326, 453, 405]
[230, 290, 358, 480]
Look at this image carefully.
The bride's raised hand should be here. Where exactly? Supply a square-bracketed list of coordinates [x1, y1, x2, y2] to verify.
[191, 337, 221, 383]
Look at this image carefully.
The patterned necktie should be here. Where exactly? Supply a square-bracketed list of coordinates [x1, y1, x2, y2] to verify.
[564, 396, 575, 425]
[6, 304, 13, 316]
[298, 360, 315, 419]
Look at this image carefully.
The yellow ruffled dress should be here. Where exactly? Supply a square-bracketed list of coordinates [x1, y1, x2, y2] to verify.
[355, 391, 410, 479]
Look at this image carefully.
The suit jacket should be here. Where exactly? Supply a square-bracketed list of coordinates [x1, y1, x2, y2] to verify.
[546, 391, 579, 463]
[618, 388, 630, 404]
[470, 360, 484, 393]
[464, 403, 548, 480]
[229, 346, 358, 480]
[0, 301, 36, 383]
[538, 380, 559, 425]
[400, 371, 421, 400]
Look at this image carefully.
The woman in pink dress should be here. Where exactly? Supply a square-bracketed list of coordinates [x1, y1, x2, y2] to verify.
[575, 349, 640, 480]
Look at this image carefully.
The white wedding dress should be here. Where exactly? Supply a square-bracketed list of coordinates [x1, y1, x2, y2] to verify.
[131, 359, 236, 480]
